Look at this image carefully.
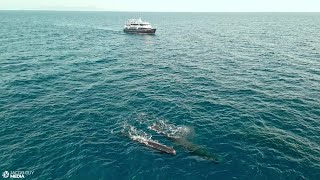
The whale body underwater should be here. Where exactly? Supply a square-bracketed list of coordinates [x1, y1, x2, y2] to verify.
[149, 123, 220, 164]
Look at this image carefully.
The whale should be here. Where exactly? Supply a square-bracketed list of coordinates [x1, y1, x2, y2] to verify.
[130, 133, 176, 155]
[149, 123, 220, 163]
[119, 125, 176, 156]
[144, 139, 176, 155]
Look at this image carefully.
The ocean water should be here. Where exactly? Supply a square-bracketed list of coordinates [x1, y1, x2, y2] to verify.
[0, 11, 320, 180]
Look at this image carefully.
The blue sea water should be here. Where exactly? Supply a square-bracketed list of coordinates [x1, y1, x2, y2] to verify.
[0, 11, 320, 179]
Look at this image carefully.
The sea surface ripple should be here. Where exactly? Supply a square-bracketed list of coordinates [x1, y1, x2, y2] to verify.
[0, 11, 320, 179]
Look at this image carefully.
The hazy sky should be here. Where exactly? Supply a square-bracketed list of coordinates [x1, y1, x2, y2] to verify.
[0, 0, 319, 12]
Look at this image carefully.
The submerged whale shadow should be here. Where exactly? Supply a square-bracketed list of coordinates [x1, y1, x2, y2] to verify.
[148, 120, 222, 164]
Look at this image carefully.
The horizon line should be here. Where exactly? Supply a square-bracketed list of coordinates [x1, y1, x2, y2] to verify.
[0, 9, 319, 13]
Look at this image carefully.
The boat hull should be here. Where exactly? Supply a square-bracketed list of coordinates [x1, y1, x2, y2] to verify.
[124, 28, 156, 34]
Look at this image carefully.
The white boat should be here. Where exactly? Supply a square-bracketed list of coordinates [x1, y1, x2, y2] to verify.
[123, 18, 156, 34]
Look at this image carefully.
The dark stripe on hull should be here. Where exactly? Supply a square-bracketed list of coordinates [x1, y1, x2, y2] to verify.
[124, 28, 156, 34]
